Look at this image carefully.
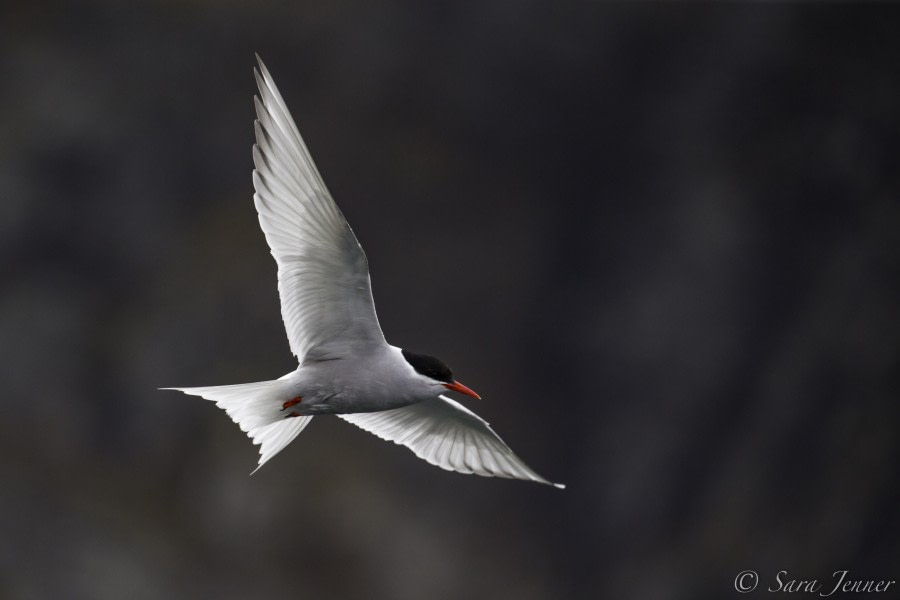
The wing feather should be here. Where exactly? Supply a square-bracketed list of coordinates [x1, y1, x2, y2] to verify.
[252, 56, 385, 360]
[338, 396, 565, 488]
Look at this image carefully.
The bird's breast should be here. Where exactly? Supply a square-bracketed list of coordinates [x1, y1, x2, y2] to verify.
[288, 355, 433, 415]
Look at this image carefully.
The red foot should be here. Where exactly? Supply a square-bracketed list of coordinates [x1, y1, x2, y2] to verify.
[282, 396, 302, 411]
[284, 411, 302, 419]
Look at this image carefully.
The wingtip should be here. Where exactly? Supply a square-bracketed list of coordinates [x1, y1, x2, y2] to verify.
[254, 54, 272, 85]
[552, 482, 566, 490]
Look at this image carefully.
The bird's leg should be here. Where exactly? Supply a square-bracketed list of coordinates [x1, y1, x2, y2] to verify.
[284, 411, 302, 419]
[281, 396, 302, 411]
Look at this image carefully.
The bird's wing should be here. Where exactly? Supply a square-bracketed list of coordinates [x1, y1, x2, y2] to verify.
[338, 396, 565, 488]
[252, 56, 385, 361]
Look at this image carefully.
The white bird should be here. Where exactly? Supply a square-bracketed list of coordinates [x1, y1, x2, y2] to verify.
[163, 56, 564, 489]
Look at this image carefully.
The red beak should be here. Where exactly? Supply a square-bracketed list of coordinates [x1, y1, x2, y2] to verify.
[442, 380, 481, 400]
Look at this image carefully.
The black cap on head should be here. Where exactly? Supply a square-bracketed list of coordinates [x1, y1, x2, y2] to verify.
[401, 349, 453, 383]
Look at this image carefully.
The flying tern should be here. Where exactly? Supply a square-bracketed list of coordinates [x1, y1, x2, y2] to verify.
[164, 56, 564, 488]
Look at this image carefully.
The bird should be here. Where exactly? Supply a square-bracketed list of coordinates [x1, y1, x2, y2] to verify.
[163, 56, 564, 489]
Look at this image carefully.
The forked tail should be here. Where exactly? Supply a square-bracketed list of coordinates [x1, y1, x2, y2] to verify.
[162, 380, 311, 472]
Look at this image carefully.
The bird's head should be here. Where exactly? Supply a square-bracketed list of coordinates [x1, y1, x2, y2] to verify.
[401, 349, 481, 399]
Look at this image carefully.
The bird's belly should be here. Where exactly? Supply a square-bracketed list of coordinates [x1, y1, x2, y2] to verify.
[321, 392, 421, 414]
[286, 350, 432, 415]
[285, 375, 425, 415]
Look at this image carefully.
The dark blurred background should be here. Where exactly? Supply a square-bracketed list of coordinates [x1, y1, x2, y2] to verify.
[2, 2, 898, 599]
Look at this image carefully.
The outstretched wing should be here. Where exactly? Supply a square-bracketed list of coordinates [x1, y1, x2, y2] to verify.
[338, 396, 565, 488]
[252, 56, 385, 361]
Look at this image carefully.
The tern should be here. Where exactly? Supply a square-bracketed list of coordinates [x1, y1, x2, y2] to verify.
[164, 56, 564, 488]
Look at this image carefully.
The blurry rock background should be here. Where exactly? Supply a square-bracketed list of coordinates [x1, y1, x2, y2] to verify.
[1, 2, 898, 599]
